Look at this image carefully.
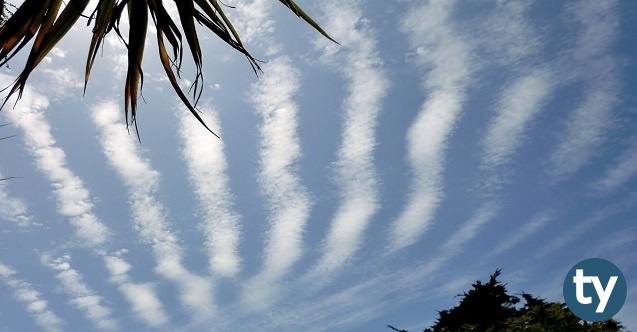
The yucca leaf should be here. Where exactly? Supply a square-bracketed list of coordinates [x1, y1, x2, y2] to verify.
[3, 0, 90, 103]
[191, 5, 260, 75]
[175, 1, 201, 67]
[29, 0, 62, 54]
[148, 0, 182, 69]
[156, 26, 219, 139]
[175, 1, 204, 104]
[206, 0, 244, 46]
[279, 0, 338, 44]
[0, 134, 16, 141]
[85, 0, 117, 90]
[124, 0, 148, 134]
[2, 0, 337, 141]
[0, 0, 49, 66]
[0, 124, 15, 141]
[27, 0, 91, 72]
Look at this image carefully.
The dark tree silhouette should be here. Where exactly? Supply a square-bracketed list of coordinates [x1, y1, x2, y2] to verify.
[389, 269, 628, 332]
[425, 269, 519, 332]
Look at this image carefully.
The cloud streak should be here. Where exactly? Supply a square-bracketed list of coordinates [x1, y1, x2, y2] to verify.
[232, 0, 274, 44]
[42, 254, 118, 331]
[591, 138, 637, 195]
[535, 192, 637, 259]
[489, 210, 553, 257]
[0, 77, 110, 246]
[243, 57, 311, 309]
[179, 107, 242, 278]
[92, 101, 214, 319]
[103, 253, 168, 327]
[306, 0, 387, 279]
[550, 0, 620, 181]
[480, 69, 554, 192]
[0, 177, 33, 227]
[0, 261, 65, 332]
[389, 0, 472, 251]
[1, 75, 169, 329]
[482, 69, 554, 170]
[398, 202, 499, 288]
[263, 204, 499, 331]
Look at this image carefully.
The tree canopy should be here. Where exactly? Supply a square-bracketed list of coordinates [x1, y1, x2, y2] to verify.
[389, 269, 628, 332]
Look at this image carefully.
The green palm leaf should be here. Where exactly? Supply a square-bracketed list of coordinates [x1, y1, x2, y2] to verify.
[0, 0, 337, 139]
[85, 0, 117, 89]
[124, 0, 148, 136]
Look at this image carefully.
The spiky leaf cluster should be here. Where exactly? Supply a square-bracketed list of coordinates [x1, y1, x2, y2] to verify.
[0, 0, 335, 137]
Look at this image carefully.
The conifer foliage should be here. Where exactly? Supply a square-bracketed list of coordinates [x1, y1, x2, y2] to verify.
[390, 270, 627, 332]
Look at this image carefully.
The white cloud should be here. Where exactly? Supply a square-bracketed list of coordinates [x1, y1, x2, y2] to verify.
[103, 255, 131, 284]
[535, 192, 637, 259]
[489, 210, 553, 256]
[231, 0, 278, 54]
[92, 101, 214, 319]
[481, 69, 554, 189]
[37, 68, 84, 100]
[550, 82, 618, 180]
[0, 261, 65, 332]
[617, 286, 637, 331]
[2, 75, 173, 329]
[42, 254, 118, 331]
[306, 0, 388, 281]
[566, 0, 619, 62]
[398, 202, 499, 287]
[0, 75, 110, 246]
[0, 262, 15, 277]
[588, 227, 636, 260]
[389, 0, 472, 251]
[591, 138, 637, 195]
[102, 254, 168, 327]
[550, 1, 620, 181]
[480, 1, 540, 66]
[0, 178, 34, 227]
[389, 90, 462, 249]
[242, 56, 311, 310]
[437, 203, 499, 260]
[119, 283, 168, 327]
[178, 107, 242, 278]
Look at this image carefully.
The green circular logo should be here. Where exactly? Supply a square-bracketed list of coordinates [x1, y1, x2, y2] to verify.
[563, 258, 627, 322]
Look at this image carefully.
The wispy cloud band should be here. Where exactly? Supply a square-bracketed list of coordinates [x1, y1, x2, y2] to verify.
[389, 0, 473, 252]
[92, 101, 214, 319]
[42, 254, 118, 331]
[550, 0, 620, 181]
[103, 253, 168, 327]
[1, 75, 110, 246]
[243, 57, 311, 309]
[308, 0, 387, 279]
[0, 177, 33, 227]
[0, 261, 65, 332]
[179, 107, 242, 278]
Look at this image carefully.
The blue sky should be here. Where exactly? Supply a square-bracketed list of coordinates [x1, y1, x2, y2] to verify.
[1, 0, 636, 331]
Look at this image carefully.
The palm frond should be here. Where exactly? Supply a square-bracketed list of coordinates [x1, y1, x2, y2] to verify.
[84, 0, 117, 90]
[124, 0, 148, 137]
[0, 0, 337, 139]
[2, 0, 90, 104]
[279, 0, 338, 44]
[0, 122, 17, 180]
